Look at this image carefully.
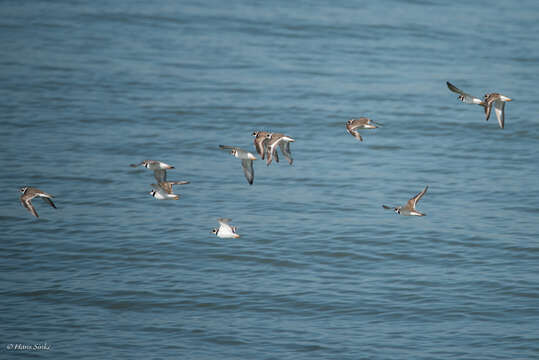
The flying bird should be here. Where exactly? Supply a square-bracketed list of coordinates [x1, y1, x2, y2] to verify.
[130, 160, 175, 182]
[383, 185, 428, 216]
[211, 218, 240, 238]
[19, 186, 57, 218]
[149, 181, 190, 200]
[265, 133, 295, 166]
[219, 145, 257, 185]
[345, 118, 381, 141]
[252, 131, 271, 159]
[446, 81, 512, 129]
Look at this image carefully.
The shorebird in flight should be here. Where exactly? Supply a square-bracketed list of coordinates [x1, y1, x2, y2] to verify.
[219, 145, 257, 185]
[266, 133, 295, 166]
[19, 186, 57, 218]
[130, 160, 175, 182]
[252, 131, 271, 160]
[346, 118, 381, 141]
[383, 185, 428, 216]
[212, 218, 240, 238]
[446, 81, 512, 129]
[149, 181, 190, 200]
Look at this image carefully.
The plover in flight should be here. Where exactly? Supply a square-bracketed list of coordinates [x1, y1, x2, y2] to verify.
[446, 81, 512, 129]
[346, 118, 380, 141]
[266, 133, 295, 166]
[383, 185, 428, 216]
[212, 218, 240, 238]
[19, 186, 57, 218]
[130, 160, 175, 182]
[219, 145, 257, 185]
[149, 181, 190, 200]
[252, 131, 271, 159]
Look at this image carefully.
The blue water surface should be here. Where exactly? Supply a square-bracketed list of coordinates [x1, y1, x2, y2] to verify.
[1, 1, 539, 359]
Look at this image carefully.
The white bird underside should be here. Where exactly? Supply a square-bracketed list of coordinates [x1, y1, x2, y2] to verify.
[216, 218, 240, 238]
[150, 184, 179, 200]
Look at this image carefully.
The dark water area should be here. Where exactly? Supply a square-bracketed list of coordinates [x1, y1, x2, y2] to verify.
[1, 1, 539, 359]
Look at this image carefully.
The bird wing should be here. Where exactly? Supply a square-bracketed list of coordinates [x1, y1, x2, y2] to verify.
[346, 122, 363, 141]
[157, 182, 173, 193]
[407, 185, 428, 209]
[494, 100, 505, 129]
[34, 189, 54, 198]
[22, 197, 39, 218]
[218, 218, 231, 226]
[345, 121, 356, 134]
[170, 181, 190, 185]
[266, 146, 279, 166]
[254, 136, 268, 159]
[484, 100, 493, 122]
[241, 159, 254, 185]
[273, 147, 279, 163]
[42, 197, 57, 209]
[153, 169, 167, 182]
[278, 141, 293, 165]
[265, 147, 273, 166]
[266, 138, 281, 166]
[446, 82, 483, 105]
